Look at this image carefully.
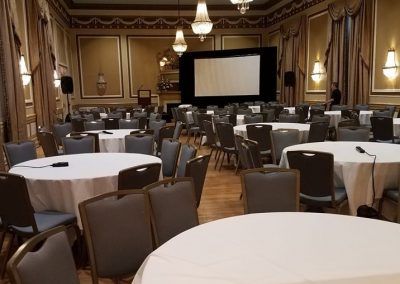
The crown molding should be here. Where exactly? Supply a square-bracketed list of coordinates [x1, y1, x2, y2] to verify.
[48, 0, 71, 25]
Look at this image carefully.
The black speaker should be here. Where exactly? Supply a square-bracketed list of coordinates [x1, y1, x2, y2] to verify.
[284, 71, 295, 87]
[61, 76, 73, 94]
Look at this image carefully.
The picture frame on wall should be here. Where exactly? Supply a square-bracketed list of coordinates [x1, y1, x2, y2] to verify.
[138, 89, 151, 106]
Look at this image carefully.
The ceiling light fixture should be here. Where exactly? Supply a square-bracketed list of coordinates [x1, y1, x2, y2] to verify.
[230, 0, 253, 14]
[172, 0, 187, 57]
[191, 0, 213, 42]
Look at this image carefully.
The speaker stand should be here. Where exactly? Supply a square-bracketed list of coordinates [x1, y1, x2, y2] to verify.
[65, 93, 71, 122]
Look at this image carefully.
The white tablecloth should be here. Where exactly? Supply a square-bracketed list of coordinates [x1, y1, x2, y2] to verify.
[88, 129, 136, 152]
[280, 141, 400, 214]
[248, 105, 260, 113]
[234, 122, 310, 142]
[284, 107, 295, 114]
[134, 213, 400, 284]
[9, 153, 162, 227]
[393, 118, 400, 137]
[324, 110, 373, 128]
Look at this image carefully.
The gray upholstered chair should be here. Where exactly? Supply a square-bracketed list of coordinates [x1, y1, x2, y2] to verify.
[133, 111, 147, 119]
[183, 113, 200, 144]
[62, 136, 95, 155]
[215, 122, 237, 171]
[160, 139, 181, 177]
[370, 116, 397, 143]
[237, 108, 253, 115]
[149, 112, 161, 122]
[270, 129, 300, 165]
[3, 141, 37, 168]
[384, 105, 396, 118]
[203, 120, 220, 161]
[103, 118, 119, 130]
[295, 105, 310, 123]
[184, 155, 211, 207]
[307, 122, 329, 143]
[311, 114, 331, 124]
[176, 144, 197, 178]
[7, 226, 79, 284]
[246, 124, 272, 161]
[144, 178, 199, 246]
[260, 109, 275, 122]
[244, 114, 263, 124]
[52, 123, 72, 147]
[331, 105, 348, 111]
[118, 163, 161, 190]
[338, 119, 360, 128]
[37, 131, 61, 157]
[125, 134, 154, 155]
[172, 121, 183, 140]
[156, 125, 175, 154]
[235, 134, 248, 172]
[83, 113, 95, 121]
[310, 104, 326, 111]
[84, 120, 105, 131]
[355, 104, 369, 111]
[337, 127, 370, 142]
[212, 115, 229, 127]
[107, 111, 123, 119]
[287, 150, 348, 212]
[278, 113, 300, 123]
[149, 120, 166, 142]
[373, 110, 391, 118]
[119, 119, 139, 129]
[240, 168, 300, 213]
[79, 190, 153, 284]
[71, 118, 85, 132]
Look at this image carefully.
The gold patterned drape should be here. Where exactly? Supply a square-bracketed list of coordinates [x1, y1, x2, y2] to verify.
[324, 0, 373, 105]
[278, 16, 307, 106]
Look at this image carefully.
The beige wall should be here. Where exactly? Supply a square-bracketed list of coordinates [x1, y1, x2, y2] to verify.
[221, 35, 261, 50]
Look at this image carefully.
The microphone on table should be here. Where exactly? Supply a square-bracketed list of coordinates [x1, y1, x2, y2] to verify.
[51, 162, 69, 167]
[102, 130, 113, 134]
[355, 146, 365, 153]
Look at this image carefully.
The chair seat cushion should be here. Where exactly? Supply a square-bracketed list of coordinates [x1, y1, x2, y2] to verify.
[384, 189, 399, 202]
[300, 187, 347, 208]
[12, 211, 76, 234]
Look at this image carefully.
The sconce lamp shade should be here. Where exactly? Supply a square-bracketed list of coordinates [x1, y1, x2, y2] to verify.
[383, 49, 398, 79]
[53, 70, 61, 88]
[311, 60, 324, 83]
[19, 55, 31, 86]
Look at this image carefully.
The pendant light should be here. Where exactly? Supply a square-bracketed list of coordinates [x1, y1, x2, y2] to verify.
[172, 0, 187, 56]
[191, 0, 213, 42]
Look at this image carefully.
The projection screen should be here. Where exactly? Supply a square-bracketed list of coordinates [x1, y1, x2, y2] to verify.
[194, 55, 260, 97]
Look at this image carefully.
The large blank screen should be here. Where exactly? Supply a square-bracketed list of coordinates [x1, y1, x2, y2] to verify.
[194, 55, 260, 97]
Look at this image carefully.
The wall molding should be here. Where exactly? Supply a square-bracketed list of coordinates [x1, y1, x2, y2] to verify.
[221, 34, 262, 50]
[47, 0, 71, 26]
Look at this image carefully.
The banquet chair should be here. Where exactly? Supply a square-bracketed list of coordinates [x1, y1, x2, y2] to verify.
[185, 155, 211, 207]
[144, 177, 199, 247]
[215, 122, 238, 171]
[337, 119, 360, 128]
[138, 117, 148, 130]
[234, 134, 248, 173]
[160, 139, 181, 177]
[107, 111, 123, 119]
[125, 134, 154, 155]
[373, 110, 391, 118]
[71, 118, 85, 133]
[224, 114, 237, 126]
[310, 104, 326, 111]
[173, 121, 183, 140]
[379, 183, 400, 223]
[52, 123, 72, 148]
[118, 163, 161, 190]
[241, 139, 264, 169]
[278, 113, 300, 123]
[260, 109, 275, 122]
[331, 105, 348, 111]
[79, 190, 153, 284]
[176, 144, 197, 178]
[286, 150, 348, 212]
[83, 113, 94, 122]
[37, 131, 61, 157]
[206, 105, 218, 110]
[307, 122, 329, 143]
[62, 136, 95, 154]
[133, 111, 147, 119]
[197, 113, 213, 146]
[183, 112, 200, 144]
[254, 101, 264, 106]
[384, 105, 396, 118]
[270, 129, 300, 165]
[90, 109, 101, 120]
[3, 141, 37, 168]
[119, 119, 139, 129]
[311, 114, 331, 124]
[0, 173, 78, 277]
[103, 118, 119, 130]
[246, 124, 272, 162]
[337, 127, 370, 142]
[203, 120, 221, 161]
[270, 105, 284, 121]
[213, 115, 229, 126]
[370, 117, 398, 143]
[309, 108, 325, 121]
[213, 109, 227, 116]
[7, 226, 79, 284]
[130, 129, 154, 135]
[156, 125, 175, 154]
[149, 119, 167, 142]
[341, 109, 360, 121]
[149, 112, 161, 122]
[295, 105, 310, 123]
[240, 168, 300, 214]
[84, 120, 105, 131]
[171, 107, 178, 123]
[355, 104, 369, 111]
[244, 114, 263, 124]
[237, 108, 253, 115]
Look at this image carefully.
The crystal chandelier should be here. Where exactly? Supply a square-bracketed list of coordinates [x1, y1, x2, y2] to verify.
[172, 0, 187, 56]
[191, 0, 213, 42]
[230, 0, 253, 14]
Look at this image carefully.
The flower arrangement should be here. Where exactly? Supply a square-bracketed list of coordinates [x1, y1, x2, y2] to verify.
[157, 76, 173, 91]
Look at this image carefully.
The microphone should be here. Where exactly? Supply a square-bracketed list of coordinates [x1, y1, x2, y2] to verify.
[355, 146, 365, 153]
[51, 162, 69, 167]
[102, 130, 113, 134]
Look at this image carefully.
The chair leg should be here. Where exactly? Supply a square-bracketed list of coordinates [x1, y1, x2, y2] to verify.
[193, 133, 197, 144]
[214, 148, 219, 160]
[219, 152, 226, 171]
[186, 131, 191, 143]
[235, 159, 241, 175]
[215, 150, 222, 169]
[1, 233, 15, 279]
[199, 134, 203, 149]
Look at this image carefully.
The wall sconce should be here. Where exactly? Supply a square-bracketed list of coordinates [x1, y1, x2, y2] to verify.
[383, 48, 398, 79]
[19, 55, 31, 86]
[96, 72, 107, 96]
[53, 70, 61, 88]
[311, 60, 324, 83]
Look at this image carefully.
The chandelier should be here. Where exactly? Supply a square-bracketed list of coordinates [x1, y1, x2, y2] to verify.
[191, 0, 213, 42]
[172, 0, 187, 56]
[230, 0, 253, 14]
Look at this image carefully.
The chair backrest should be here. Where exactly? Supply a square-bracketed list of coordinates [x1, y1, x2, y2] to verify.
[384, 105, 396, 117]
[246, 124, 272, 152]
[337, 119, 360, 128]
[337, 127, 370, 141]
[278, 113, 300, 123]
[215, 122, 235, 149]
[118, 163, 161, 190]
[149, 112, 161, 122]
[71, 118, 85, 132]
[62, 136, 95, 155]
[138, 117, 148, 129]
[133, 111, 147, 118]
[37, 131, 59, 157]
[3, 141, 37, 168]
[240, 168, 300, 214]
[173, 121, 183, 140]
[83, 113, 94, 121]
[270, 105, 284, 121]
[309, 108, 325, 121]
[373, 109, 391, 118]
[370, 116, 394, 141]
[310, 104, 326, 111]
[103, 118, 119, 130]
[0, 173, 37, 232]
[160, 139, 181, 177]
[197, 114, 213, 132]
[144, 178, 199, 246]
[237, 108, 253, 115]
[157, 125, 175, 153]
[107, 111, 123, 119]
[270, 129, 300, 164]
[79, 190, 153, 282]
[235, 134, 248, 170]
[213, 115, 229, 125]
[355, 104, 369, 110]
[84, 120, 105, 131]
[341, 109, 360, 121]
[203, 120, 217, 146]
[295, 105, 309, 123]
[260, 109, 275, 122]
[307, 122, 329, 143]
[125, 134, 154, 155]
[287, 150, 335, 203]
[331, 105, 348, 111]
[206, 105, 218, 110]
[176, 144, 197, 177]
[244, 114, 263, 124]
[52, 123, 72, 146]
[149, 120, 166, 141]
[224, 114, 237, 126]
[311, 114, 331, 124]
[7, 226, 79, 284]
[91, 110, 101, 120]
[184, 155, 211, 207]
[242, 139, 263, 169]
[119, 119, 139, 129]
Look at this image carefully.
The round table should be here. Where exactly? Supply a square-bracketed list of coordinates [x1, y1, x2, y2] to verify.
[324, 110, 373, 128]
[234, 122, 310, 142]
[134, 213, 400, 284]
[393, 118, 400, 137]
[280, 141, 400, 214]
[9, 153, 161, 227]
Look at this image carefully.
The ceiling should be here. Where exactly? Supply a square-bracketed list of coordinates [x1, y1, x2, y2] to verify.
[71, 0, 269, 4]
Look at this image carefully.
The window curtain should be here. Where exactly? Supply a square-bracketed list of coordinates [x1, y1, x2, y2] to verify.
[0, 1, 28, 145]
[278, 16, 307, 106]
[27, 0, 57, 130]
[324, 0, 373, 105]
